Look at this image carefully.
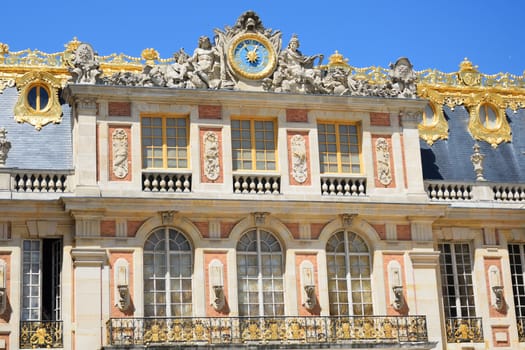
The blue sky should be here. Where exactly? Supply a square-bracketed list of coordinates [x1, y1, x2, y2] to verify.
[2, 1, 524, 75]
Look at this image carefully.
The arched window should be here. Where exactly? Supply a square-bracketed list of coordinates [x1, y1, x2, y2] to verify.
[236, 229, 284, 316]
[326, 230, 372, 316]
[143, 227, 193, 317]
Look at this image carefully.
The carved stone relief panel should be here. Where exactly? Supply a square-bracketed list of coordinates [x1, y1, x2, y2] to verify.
[375, 137, 393, 187]
[109, 127, 131, 181]
[200, 128, 222, 183]
[288, 131, 310, 186]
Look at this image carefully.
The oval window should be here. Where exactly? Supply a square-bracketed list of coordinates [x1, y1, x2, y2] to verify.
[27, 84, 50, 112]
[421, 103, 436, 127]
[479, 104, 499, 130]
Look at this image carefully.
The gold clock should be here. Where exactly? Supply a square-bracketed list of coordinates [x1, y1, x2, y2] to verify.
[228, 33, 277, 80]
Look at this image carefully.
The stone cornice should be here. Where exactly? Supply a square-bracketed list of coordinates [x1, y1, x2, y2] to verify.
[71, 248, 107, 267]
[63, 84, 427, 114]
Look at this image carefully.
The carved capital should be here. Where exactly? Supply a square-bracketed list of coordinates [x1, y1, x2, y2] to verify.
[76, 97, 97, 113]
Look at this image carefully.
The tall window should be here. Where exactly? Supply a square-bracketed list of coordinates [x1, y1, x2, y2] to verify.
[236, 229, 284, 316]
[22, 239, 62, 321]
[326, 231, 372, 316]
[318, 122, 361, 174]
[231, 119, 276, 171]
[141, 115, 189, 169]
[509, 244, 525, 319]
[143, 227, 193, 317]
[438, 243, 476, 318]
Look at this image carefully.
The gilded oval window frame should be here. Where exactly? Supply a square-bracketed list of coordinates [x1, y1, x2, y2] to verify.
[26, 83, 52, 113]
[478, 103, 501, 131]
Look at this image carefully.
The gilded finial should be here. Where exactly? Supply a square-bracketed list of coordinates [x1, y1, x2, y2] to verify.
[459, 57, 478, 72]
[65, 37, 81, 52]
[141, 48, 159, 66]
[457, 57, 481, 86]
[0, 43, 8, 55]
[326, 50, 350, 71]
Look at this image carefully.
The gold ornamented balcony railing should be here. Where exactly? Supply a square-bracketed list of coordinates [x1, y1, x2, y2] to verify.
[142, 172, 192, 192]
[106, 315, 428, 347]
[20, 320, 63, 349]
[445, 317, 483, 343]
[518, 317, 525, 342]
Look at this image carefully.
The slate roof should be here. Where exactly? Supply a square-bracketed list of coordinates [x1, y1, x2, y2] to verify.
[421, 106, 525, 183]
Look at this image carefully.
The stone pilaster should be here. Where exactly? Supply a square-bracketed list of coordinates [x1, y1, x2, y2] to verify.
[408, 250, 444, 350]
[400, 111, 427, 200]
[70, 249, 107, 350]
[74, 98, 100, 196]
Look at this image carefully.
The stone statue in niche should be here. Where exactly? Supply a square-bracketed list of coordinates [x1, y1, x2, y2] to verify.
[375, 138, 392, 186]
[389, 57, 417, 98]
[69, 43, 102, 84]
[203, 131, 220, 181]
[291, 134, 307, 183]
[0, 128, 11, 166]
[112, 129, 128, 179]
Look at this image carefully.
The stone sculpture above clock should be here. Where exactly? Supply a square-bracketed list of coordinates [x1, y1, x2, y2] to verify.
[99, 10, 417, 98]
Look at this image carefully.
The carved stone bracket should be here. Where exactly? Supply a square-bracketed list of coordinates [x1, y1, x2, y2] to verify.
[160, 211, 176, 225]
[340, 214, 356, 228]
[253, 212, 269, 226]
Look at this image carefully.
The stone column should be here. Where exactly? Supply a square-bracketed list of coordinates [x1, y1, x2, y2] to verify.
[74, 98, 100, 196]
[408, 250, 444, 350]
[71, 249, 107, 350]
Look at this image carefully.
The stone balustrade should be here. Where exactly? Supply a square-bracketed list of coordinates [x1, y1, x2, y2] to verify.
[424, 181, 472, 201]
[321, 176, 366, 196]
[493, 184, 525, 202]
[142, 172, 192, 192]
[233, 174, 280, 194]
[12, 172, 69, 193]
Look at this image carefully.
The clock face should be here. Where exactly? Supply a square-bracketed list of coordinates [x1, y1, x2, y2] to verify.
[228, 34, 276, 80]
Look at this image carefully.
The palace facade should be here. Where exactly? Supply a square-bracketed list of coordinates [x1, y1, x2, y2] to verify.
[0, 11, 524, 350]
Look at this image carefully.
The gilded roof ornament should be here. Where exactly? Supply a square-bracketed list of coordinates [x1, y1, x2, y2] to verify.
[457, 57, 481, 87]
[417, 58, 523, 148]
[324, 51, 351, 71]
[141, 48, 160, 66]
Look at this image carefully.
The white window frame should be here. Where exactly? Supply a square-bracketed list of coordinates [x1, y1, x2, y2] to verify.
[236, 228, 284, 316]
[326, 230, 372, 316]
[143, 227, 193, 317]
[438, 242, 476, 318]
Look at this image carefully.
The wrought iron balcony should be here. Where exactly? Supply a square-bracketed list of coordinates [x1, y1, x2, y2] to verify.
[518, 317, 525, 342]
[445, 317, 483, 343]
[106, 315, 428, 347]
[20, 320, 63, 349]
